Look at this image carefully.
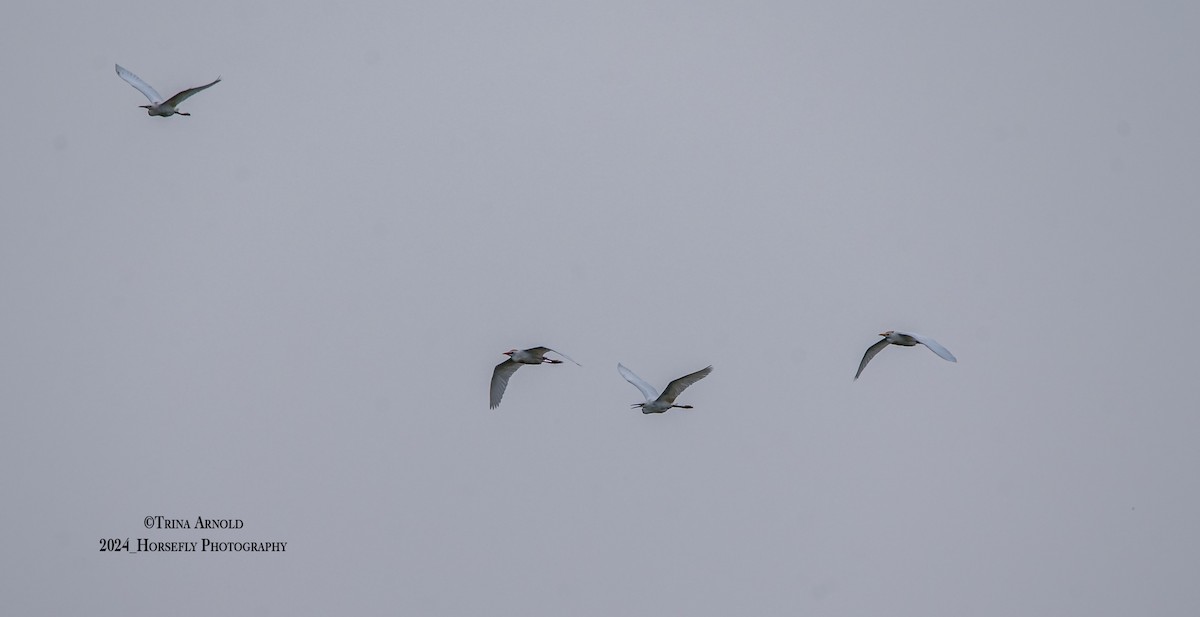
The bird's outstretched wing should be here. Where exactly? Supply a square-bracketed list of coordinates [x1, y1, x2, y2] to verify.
[116, 64, 163, 104]
[900, 331, 957, 363]
[617, 363, 659, 402]
[659, 366, 713, 404]
[529, 346, 580, 366]
[165, 77, 221, 107]
[490, 359, 522, 409]
[855, 338, 891, 380]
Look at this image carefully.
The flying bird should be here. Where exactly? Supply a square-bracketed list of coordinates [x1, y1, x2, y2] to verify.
[116, 64, 220, 117]
[490, 347, 580, 409]
[855, 330, 957, 380]
[618, 363, 712, 414]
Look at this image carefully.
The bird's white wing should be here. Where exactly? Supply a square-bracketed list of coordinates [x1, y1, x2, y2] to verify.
[490, 359, 522, 409]
[164, 77, 221, 107]
[532, 346, 580, 366]
[617, 363, 659, 402]
[900, 331, 957, 363]
[659, 366, 713, 404]
[115, 65, 163, 104]
[855, 338, 891, 380]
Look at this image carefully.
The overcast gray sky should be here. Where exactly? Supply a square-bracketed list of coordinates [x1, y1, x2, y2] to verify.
[3, 1, 1199, 615]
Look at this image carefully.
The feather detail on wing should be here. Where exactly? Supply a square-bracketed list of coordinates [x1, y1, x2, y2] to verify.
[617, 363, 659, 402]
[903, 332, 957, 363]
[165, 77, 221, 107]
[659, 366, 712, 404]
[855, 338, 891, 380]
[116, 64, 163, 104]
[489, 359, 522, 409]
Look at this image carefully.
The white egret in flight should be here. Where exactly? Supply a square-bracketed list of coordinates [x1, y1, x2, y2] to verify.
[618, 363, 712, 414]
[855, 330, 957, 380]
[490, 347, 580, 409]
[116, 64, 220, 117]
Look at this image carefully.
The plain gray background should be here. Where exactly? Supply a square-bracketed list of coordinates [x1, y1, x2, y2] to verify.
[3, 1, 1198, 615]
